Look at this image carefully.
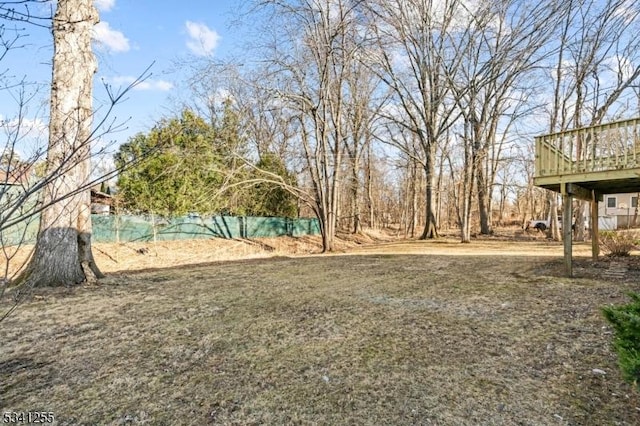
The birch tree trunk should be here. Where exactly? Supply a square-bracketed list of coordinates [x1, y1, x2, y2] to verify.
[19, 0, 103, 287]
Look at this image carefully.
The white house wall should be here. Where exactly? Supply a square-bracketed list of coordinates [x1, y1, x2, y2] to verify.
[596, 192, 639, 229]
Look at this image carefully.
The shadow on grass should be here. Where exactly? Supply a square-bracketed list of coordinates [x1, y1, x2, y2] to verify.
[1, 249, 639, 424]
[0, 357, 54, 407]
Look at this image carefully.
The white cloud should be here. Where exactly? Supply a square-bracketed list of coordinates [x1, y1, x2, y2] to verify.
[106, 76, 174, 92]
[94, 0, 115, 12]
[612, 0, 639, 25]
[205, 88, 234, 111]
[185, 21, 220, 57]
[603, 55, 635, 82]
[0, 115, 48, 140]
[93, 21, 130, 53]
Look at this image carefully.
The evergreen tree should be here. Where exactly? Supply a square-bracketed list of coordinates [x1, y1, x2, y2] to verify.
[602, 293, 640, 391]
[247, 153, 298, 218]
[115, 110, 225, 217]
[115, 109, 300, 218]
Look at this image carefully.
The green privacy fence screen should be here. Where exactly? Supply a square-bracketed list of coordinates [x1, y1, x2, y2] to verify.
[2, 215, 321, 246]
[1, 215, 40, 247]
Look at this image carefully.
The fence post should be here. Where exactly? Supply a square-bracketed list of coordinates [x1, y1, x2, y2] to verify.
[239, 216, 247, 239]
[115, 213, 120, 262]
[151, 211, 158, 256]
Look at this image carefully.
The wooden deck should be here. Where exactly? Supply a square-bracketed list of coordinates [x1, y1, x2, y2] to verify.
[534, 117, 640, 196]
[533, 117, 640, 276]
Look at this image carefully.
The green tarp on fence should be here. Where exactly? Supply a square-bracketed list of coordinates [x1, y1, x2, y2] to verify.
[1, 216, 39, 247]
[2, 215, 320, 246]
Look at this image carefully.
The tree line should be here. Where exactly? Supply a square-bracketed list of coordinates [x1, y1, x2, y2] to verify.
[165, 0, 640, 250]
[2, 0, 640, 294]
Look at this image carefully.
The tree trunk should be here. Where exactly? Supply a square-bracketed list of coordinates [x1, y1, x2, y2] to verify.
[435, 154, 445, 231]
[547, 191, 561, 241]
[411, 161, 419, 238]
[459, 126, 474, 243]
[351, 167, 361, 234]
[366, 144, 375, 228]
[420, 147, 438, 239]
[499, 183, 508, 227]
[321, 207, 335, 253]
[476, 150, 492, 235]
[462, 182, 473, 243]
[18, 0, 102, 287]
[574, 201, 586, 241]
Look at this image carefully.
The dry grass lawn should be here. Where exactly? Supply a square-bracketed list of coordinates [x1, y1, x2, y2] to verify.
[1, 232, 640, 425]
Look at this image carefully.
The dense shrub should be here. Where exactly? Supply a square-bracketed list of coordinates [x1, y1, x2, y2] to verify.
[599, 231, 640, 257]
[602, 293, 640, 391]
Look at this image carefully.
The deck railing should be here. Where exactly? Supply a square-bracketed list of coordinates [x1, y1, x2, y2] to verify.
[535, 117, 640, 178]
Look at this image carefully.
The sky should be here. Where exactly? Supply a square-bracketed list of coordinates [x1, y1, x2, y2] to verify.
[3, 0, 639, 161]
[1, 0, 247, 155]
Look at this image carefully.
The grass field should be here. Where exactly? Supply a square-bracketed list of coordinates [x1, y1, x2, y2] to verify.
[1, 237, 640, 425]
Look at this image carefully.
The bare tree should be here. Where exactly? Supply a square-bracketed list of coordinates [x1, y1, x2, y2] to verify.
[449, 0, 559, 236]
[365, 0, 468, 239]
[540, 0, 640, 241]
[380, 127, 425, 237]
[16, 0, 101, 287]
[247, 0, 365, 251]
[343, 52, 384, 234]
[402, 154, 423, 237]
[0, 1, 51, 27]
[445, 128, 474, 242]
[0, 1, 150, 323]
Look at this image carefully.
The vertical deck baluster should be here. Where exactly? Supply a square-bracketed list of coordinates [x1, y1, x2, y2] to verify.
[553, 138, 555, 174]
[582, 128, 587, 172]
[539, 137, 544, 175]
[611, 124, 616, 168]
[535, 137, 541, 175]
[624, 122, 629, 168]
[572, 132, 576, 172]
[599, 125, 604, 169]
[607, 124, 613, 169]
[544, 137, 548, 175]
[552, 137, 556, 174]
[622, 122, 626, 166]
[541, 136, 547, 175]
[569, 132, 574, 173]
[599, 124, 605, 170]
[590, 126, 596, 171]
[615, 124, 620, 167]
[559, 133, 564, 174]
[554, 135, 567, 174]
[633, 120, 640, 167]
[616, 122, 622, 168]
[546, 137, 551, 175]
[551, 136, 555, 174]
[571, 131, 576, 173]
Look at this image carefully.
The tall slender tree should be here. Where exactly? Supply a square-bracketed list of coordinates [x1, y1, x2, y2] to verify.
[365, 0, 467, 239]
[250, 0, 363, 251]
[450, 0, 559, 236]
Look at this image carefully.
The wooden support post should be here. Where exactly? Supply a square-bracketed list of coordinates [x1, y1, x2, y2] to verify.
[591, 191, 599, 260]
[562, 187, 573, 277]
